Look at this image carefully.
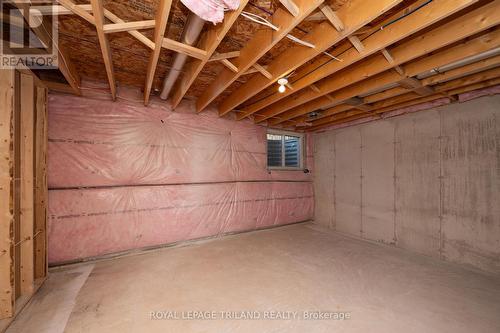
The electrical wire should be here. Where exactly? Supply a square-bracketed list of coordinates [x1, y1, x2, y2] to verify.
[243, 0, 434, 107]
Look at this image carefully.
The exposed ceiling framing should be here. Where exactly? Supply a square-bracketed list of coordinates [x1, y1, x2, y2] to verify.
[18, 0, 500, 131]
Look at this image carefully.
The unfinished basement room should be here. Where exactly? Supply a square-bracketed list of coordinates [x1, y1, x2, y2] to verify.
[1, 0, 500, 332]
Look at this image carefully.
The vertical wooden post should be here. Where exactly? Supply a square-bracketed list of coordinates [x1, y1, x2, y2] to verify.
[19, 74, 34, 295]
[0, 69, 15, 319]
[34, 86, 48, 280]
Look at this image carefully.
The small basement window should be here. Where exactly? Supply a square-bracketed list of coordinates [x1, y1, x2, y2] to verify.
[267, 130, 304, 170]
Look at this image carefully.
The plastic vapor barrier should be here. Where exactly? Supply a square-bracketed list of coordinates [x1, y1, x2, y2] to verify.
[48, 92, 314, 264]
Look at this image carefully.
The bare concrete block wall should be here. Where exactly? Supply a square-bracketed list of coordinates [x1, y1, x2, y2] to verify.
[313, 95, 500, 275]
[313, 132, 335, 229]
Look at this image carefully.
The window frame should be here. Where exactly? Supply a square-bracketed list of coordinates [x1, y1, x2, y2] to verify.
[266, 129, 305, 171]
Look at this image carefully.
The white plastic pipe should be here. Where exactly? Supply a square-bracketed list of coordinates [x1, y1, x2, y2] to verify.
[160, 13, 205, 100]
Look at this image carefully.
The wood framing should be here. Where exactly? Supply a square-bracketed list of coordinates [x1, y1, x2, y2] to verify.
[161, 38, 206, 60]
[12, 1, 81, 95]
[260, 1, 500, 125]
[196, 0, 324, 113]
[279, 0, 299, 16]
[209, 52, 241, 62]
[220, 59, 238, 73]
[57, 0, 94, 24]
[103, 20, 156, 33]
[0, 70, 15, 320]
[0, 70, 48, 326]
[170, 1, 248, 108]
[225, 0, 412, 118]
[240, 0, 482, 121]
[144, 0, 173, 105]
[253, 63, 273, 80]
[319, 3, 344, 31]
[34, 87, 48, 280]
[24, 0, 500, 130]
[102, 9, 154, 50]
[271, 28, 500, 126]
[90, 0, 116, 100]
[19, 74, 34, 296]
[305, 67, 500, 131]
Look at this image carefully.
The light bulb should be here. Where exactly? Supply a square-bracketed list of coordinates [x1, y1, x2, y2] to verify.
[278, 84, 286, 93]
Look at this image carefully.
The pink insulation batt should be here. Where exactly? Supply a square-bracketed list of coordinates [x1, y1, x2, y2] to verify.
[47, 93, 314, 264]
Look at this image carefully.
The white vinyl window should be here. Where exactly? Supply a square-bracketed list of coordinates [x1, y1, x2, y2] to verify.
[267, 130, 304, 170]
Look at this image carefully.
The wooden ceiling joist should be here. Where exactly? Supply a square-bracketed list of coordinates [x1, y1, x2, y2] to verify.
[102, 20, 156, 33]
[304, 67, 500, 131]
[422, 54, 500, 86]
[170, 1, 248, 108]
[259, 1, 500, 125]
[253, 63, 273, 80]
[279, 0, 299, 17]
[102, 9, 155, 49]
[56, 44, 82, 95]
[319, 3, 344, 31]
[347, 35, 365, 53]
[31, 4, 92, 16]
[161, 38, 206, 60]
[221, 59, 238, 73]
[242, 0, 485, 122]
[267, 28, 500, 126]
[233, 0, 434, 120]
[15, 2, 81, 95]
[195, 0, 324, 113]
[144, 0, 173, 105]
[57, 0, 94, 24]
[219, 0, 403, 118]
[329, 46, 500, 119]
[90, 0, 116, 100]
[208, 51, 242, 62]
[37, 0, 500, 127]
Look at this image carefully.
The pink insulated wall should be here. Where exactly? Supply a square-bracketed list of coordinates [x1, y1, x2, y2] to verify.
[47, 90, 314, 264]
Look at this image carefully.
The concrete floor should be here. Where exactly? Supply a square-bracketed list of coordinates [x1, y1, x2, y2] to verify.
[6, 223, 500, 333]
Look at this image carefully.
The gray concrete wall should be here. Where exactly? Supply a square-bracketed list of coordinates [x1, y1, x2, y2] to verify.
[313, 94, 500, 275]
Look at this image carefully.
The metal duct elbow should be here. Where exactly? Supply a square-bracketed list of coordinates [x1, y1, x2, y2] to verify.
[160, 13, 205, 100]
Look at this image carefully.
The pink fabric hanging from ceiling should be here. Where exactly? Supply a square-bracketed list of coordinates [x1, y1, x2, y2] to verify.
[180, 0, 240, 24]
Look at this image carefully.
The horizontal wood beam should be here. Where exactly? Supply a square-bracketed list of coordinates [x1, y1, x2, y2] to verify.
[57, 0, 94, 24]
[267, 29, 500, 126]
[42, 81, 76, 94]
[320, 3, 344, 31]
[91, 0, 116, 100]
[38, 4, 155, 50]
[103, 20, 156, 33]
[348, 35, 365, 53]
[103, 10, 155, 50]
[253, 63, 273, 79]
[170, 0, 248, 108]
[16, 2, 81, 95]
[259, 1, 500, 124]
[306, 67, 500, 130]
[279, 0, 299, 16]
[196, 0, 324, 113]
[220, 59, 238, 73]
[244, 0, 483, 121]
[225, 0, 404, 118]
[162, 38, 207, 60]
[208, 51, 241, 62]
[32, 4, 92, 16]
[144, 0, 173, 105]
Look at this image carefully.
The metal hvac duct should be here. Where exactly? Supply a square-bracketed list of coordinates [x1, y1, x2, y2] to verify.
[160, 13, 205, 100]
